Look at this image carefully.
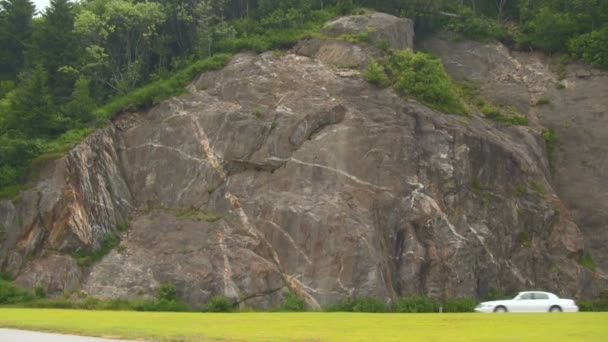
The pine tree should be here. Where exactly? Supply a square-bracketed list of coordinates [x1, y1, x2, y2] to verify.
[6, 64, 65, 137]
[28, 0, 79, 103]
[0, 0, 35, 80]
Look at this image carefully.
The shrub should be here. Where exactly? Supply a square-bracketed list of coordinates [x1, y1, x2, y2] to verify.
[205, 295, 235, 312]
[352, 297, 388, 313]
[394, 296, 440, 313]
[157, 284, 177, 302]
[389, 50, 468, 115]
[445, 7, 509, 42]
[95, 54, 232, 120]
[517, 8, 581, 53]
[34, 284, 47, 299]
[579, 290, 608, 312]
[0, 280, 34, 304]
[580, 251, 596, 271]
[364, 57, 390, 88]
[325, 297, 356, 312]
[281, 292, 305, 312]
[443, 297, 477, 312]
[0, 272, 13, 281]
[568, 25, 608, 69]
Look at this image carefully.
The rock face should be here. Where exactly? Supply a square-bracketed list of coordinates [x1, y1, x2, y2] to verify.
[420, 32, 608, 282]
[322, 12, 414, 50]
[0, 16, 605, 308]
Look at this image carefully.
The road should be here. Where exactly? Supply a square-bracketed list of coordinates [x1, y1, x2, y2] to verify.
[0, 329, 134, 341]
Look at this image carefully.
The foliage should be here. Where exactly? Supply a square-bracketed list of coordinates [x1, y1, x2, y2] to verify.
[34, 284, 47, 299]
[394, 296, 440, 313]
[579, 290, 608, 312]
[324, 297, 387, 312]
[387, 49, 468, 115]
[444, 7, 509, 42]
[94, 54, 231, 120]
[569, 24, 608, 69]
[443, 297, 477, 313]
[205, 295, 234, 312]
[0, 280, 34, 304]
[363, 56, 390, 87]
[157, 284, 177, 302]
[517, 7, 582, 53]
[580, 251, 596, 271]
[351, 297, 388, 313]
[74, 232, 120, 266]
[281, 292, 305, 312]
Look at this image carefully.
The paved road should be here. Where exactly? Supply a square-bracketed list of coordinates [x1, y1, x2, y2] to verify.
[0, 329, 133, 341]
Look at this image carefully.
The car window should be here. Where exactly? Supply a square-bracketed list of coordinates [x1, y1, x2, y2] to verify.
[533, 293, 549, 300]
[518, 293, 533, 300]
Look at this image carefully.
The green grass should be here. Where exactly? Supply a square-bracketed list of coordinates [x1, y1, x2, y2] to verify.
[0, 309, 606, 341]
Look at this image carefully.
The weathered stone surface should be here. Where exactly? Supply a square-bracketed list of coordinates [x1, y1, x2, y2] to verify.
[1, 28, 605, 307]
[294, 39, 369, 69]
[323, 12, 414, 50]
[421, 32, 608, 284]
[15, 254, 81, 294]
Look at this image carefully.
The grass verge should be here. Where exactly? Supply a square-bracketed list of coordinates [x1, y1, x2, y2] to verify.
[0, 309, 607, 341]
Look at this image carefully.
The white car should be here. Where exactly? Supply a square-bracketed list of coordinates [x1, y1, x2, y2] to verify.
[475, 291, 578, 313]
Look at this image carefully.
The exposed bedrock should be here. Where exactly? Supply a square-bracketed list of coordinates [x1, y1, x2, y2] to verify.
[1, 16, 605, 308]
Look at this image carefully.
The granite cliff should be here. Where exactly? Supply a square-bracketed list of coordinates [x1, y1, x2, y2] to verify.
[1, 13, 606, 308]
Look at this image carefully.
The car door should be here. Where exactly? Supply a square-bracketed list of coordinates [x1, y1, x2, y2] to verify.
[531, 292, 551, 312]
[511, 293, 534, 312]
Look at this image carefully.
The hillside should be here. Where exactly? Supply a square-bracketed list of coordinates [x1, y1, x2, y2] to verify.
[1, 11, 607, 309]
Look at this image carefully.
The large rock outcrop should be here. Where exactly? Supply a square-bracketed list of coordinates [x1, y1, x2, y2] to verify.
[0, 16, 605, 308]
[420, 32, 608, 281]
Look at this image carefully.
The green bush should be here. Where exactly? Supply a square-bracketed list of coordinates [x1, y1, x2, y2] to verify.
[205, 295, 235, 312]
[394, 296, 440, 313]
[325, 297, 356, 312]
[517, 8, 581, 53]
[445, 7, 509, 42]
[364, 57, 390, 88]
[95, 54, 231, 120]
[281, 292, 305, 312]
[157, 284, 177, 302]
[34, 284, 47, 299]
[352, 297, 388, 313]
[568, 25, 608, 69]
[325, 297, 387, 312]
[443, 297, 477, 313]
[0, 280, 34, 304]
[580, 251, 596, 271]
[389, 50, 468, 115]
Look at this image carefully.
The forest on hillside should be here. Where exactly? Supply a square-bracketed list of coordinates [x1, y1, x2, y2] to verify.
[1, 0, 607, 197]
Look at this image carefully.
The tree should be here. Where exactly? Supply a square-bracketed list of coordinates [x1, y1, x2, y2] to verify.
[75, 0, 166, 94]
[0, 0, 35, 80]
[27, 0, 79, 103]
[62, 76, 96, 125]
[4, 64, 65, 137]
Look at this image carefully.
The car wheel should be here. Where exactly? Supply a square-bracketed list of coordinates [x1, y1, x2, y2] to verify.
[494, 306, 507, 313]
[549, 306, 562, 313]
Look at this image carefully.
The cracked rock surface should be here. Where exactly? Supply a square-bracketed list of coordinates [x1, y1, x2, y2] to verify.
[1, 43, 605, 307]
